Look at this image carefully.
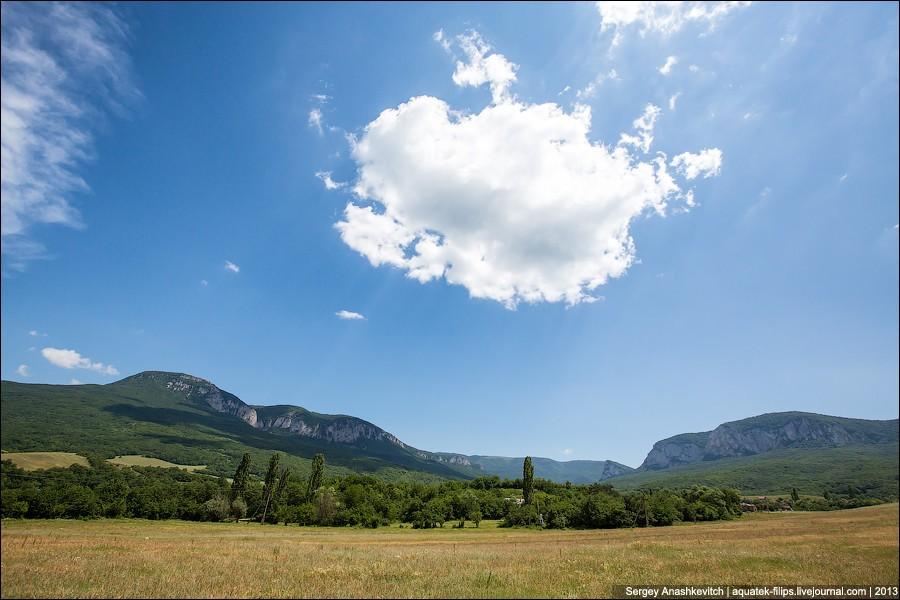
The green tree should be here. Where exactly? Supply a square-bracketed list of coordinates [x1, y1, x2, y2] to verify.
[307, 453, 325, 502]
[523, 456, 535, 506]
[791, 488, 800, 502]
[203, 495, 231, 521]
[229, 453, 252, 503]
[260, 453, 281, 524]
[314, 488, 337, 525]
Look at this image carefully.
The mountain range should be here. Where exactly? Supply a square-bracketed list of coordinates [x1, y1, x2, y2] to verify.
[2, 371, 897, 496]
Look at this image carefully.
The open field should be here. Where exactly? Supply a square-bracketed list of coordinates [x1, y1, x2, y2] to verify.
[1, 504, 898, 598]
[0, 452, 90, 471]
[106, 455, 207, 472]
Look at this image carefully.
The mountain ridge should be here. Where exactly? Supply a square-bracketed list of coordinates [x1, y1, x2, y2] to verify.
[2, 370, 897, 491]
[640, 411, 899, 471]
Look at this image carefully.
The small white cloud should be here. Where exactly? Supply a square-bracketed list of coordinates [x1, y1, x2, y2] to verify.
[659, 55, 678, 75]
[28, 329, 47, 337]
[308, 108, 324, 136]
[688, 64, 700, 73]
[224, 261, 240, 273]
[558, 85, 572, 96]
[336, 310, 366, 320]
[839, 173, 848, 183]
[780, 33, 798, 45]
[561, 448, 573, 456]
[41, 347, 118, 375]
[671, 148, 723, 179]
[68, 378, 83, 385]
[668, 92, 682, 111]
[28, 346, 36, 352]
[16, 364, 31, 377]
[433, 29, 451, 52]
[311, 94, 331, 104]
[450, 30, 518, 104]
[315, 171, 347, 191]
[200, 279, 208, 286]
[618, 104, 662, 154]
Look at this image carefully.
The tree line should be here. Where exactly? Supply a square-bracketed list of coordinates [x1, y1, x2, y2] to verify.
[1, 453, 877, 527]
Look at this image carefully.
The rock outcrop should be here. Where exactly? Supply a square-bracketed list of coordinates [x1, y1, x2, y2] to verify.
[640, 412, 899, 471]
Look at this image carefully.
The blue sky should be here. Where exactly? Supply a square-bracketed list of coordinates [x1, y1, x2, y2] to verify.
[2, 2, 897, 467]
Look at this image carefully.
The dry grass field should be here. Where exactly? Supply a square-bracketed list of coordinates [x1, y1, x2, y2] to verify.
[2, 504, 897, 598]
[0, 452, 90, 471]
[105, 455, 207, 472]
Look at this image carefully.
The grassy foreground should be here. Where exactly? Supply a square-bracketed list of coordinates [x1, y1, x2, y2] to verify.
[2, 504, 898, 598]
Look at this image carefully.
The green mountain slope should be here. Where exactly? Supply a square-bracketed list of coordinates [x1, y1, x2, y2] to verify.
[607, 442, 899, 498]
[0, 373, 471, 481]
[464, 455, 633, 484]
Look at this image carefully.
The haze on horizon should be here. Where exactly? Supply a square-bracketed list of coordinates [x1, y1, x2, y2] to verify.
[1, 2, 897, 468]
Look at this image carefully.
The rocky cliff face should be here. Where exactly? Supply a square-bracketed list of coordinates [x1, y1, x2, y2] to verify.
[130, 372, 260, 428]
[417, 452, 473, 466]
[593, 460, 635, 479]
[640, 412, 899, 471]
[258, 413, 408, 447]
[128, 372, 411, 450]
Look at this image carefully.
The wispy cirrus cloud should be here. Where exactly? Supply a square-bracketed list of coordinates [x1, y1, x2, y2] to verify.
[597, 1, 752, 47]
[1, 2, 138, 273]
[308, 107, 324, 136]
[224, 260, 240, 273]
[16, 364, 31, 377]
[41, 347, 118, 376]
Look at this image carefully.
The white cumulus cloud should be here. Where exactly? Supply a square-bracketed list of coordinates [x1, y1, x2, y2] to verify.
[1, 2, 137, 272]
[335, 32, 722, 308]
[671, 148, 723, 179]
[224, 260, 240, 273]
[41, 347, 118, 375]
[659, 55, 678, 75]
[16, 364, 31, 377]
[597, 1, 751, 46]
[336, 310, 366, 320]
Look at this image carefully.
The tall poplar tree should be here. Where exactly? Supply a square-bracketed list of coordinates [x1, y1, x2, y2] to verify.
[306, 453, 325, 502]
[260, 453, 281, 524]
[229, 453, 252, 503]
[523, 456, 534, 506]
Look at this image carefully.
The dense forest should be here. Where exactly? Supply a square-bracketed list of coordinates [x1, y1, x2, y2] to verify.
[1, 453, 886, 528]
